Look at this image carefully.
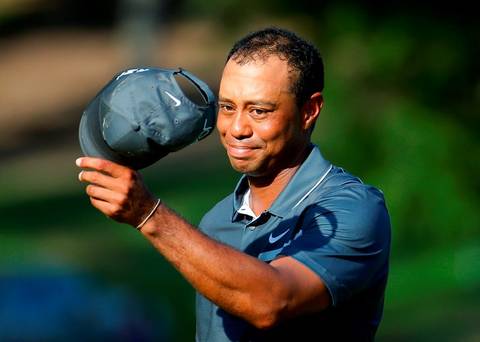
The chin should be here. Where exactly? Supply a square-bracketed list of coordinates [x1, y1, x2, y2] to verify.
[228, 157, 255, 174]
[229, 160, 251, 174]
[229, 160, 270, 178]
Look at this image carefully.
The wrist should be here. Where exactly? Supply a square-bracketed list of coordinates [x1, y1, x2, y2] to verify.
[136, 198, 161, 230]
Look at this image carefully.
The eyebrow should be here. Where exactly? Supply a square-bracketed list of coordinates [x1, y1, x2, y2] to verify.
[218, 97, 232, 103]
[218, 97, 277, 108]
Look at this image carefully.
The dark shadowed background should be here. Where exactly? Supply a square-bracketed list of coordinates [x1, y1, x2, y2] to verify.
[0, 0, 479, 340]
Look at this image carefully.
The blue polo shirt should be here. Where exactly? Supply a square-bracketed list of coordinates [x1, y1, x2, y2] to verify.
[196, 145, 391, 341]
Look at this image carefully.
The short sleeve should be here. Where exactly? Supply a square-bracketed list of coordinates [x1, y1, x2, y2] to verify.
[280, 185, 391, 306]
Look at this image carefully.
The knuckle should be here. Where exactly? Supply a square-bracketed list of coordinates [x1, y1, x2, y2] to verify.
[86, 184, 96, 196]
[118, 194, 127, 206]
[88, 172, 98, 183]
[109, 209, 118, 219]
[122, 173, 137, 193]
[111, 204, 124, 218]
[124, 169, 134, 182]
[117, 184, 128, 196]
[125, 182, 135, 196]
[97, 160, 107, 170]
[115, 192, 131, 209]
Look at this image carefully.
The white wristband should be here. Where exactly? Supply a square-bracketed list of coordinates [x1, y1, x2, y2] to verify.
[136, 198, 161, 230]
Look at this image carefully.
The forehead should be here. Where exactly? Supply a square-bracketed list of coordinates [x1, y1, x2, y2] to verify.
[219, 56, 294, 99]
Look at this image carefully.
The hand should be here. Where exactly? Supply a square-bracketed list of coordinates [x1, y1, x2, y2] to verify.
[76, 157, 157, 227]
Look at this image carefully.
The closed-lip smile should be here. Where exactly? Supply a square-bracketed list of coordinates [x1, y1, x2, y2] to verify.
[226, 143, 258, 158]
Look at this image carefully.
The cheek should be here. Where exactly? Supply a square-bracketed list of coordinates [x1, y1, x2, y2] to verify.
[216, 115, 228, 137]
[255, 121, 292, 147]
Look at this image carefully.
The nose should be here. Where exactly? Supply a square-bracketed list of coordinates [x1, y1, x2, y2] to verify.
[229, 111, 253, 140]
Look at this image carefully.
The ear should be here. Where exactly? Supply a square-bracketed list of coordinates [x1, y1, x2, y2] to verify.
[301, 92, 323, 131]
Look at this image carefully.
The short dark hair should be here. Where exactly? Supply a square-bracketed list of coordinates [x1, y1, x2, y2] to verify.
[226, 27, 324, 107]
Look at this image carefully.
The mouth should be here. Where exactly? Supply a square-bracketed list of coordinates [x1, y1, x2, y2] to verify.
[225, 143, 258, 159]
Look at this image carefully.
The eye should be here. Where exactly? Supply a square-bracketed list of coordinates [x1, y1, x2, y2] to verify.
[219, 103, 235, 112]
[250, 107, 271, 117]
[253, 108, 266, 115]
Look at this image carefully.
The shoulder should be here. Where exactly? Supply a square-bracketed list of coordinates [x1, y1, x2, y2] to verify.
[306, 166, 391, 244]
[320, 166, 387, 210]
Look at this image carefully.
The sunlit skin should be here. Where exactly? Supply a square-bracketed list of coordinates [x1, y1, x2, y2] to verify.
[76, 55, 329, 329]
[218, 55, 323, 214]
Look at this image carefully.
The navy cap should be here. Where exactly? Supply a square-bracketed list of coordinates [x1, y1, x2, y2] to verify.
[79, 67, 217, 169]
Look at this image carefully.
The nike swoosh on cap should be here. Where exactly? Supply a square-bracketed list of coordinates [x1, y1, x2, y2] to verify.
[268, 228, 290, 244]
[164, 90, 182, 107]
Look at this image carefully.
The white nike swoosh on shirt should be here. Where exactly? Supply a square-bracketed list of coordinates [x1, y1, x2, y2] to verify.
[164, 90, 181, 107]
[268, 229, 290, 244]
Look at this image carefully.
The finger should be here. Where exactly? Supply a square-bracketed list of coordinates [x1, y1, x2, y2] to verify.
[79, 170, 123, 191]
[89, 197, 118, 218]
[85, 184, 123, 204]
[76, 157, 130, 178]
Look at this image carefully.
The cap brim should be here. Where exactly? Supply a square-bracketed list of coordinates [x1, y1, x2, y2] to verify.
[79, 96, 165, 170]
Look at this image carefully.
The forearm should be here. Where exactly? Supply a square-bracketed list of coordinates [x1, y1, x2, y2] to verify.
[76, 157, 287, 326]
[140, 203, 289, 328]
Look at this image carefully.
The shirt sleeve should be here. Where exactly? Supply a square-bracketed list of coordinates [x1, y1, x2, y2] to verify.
[279, 184, 391, 307]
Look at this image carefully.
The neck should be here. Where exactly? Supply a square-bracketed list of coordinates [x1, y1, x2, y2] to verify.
[247, 144, 311, 215]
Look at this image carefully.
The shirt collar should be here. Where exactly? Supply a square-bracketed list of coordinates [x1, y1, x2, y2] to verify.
[232, 174, 250, 221]
[231, 144, 332, 221]
[237, 189, 258, 220]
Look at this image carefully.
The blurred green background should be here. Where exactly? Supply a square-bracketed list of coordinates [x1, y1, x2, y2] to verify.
[0, 0, 479, 340]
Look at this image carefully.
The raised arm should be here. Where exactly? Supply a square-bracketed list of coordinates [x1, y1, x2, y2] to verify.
[77, 157, 330, 329]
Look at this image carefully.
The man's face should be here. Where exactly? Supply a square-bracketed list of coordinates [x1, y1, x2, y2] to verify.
[217, 55, 309, 177]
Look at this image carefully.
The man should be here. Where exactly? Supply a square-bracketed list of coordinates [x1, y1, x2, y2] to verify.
[77, 27, 391, 341]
